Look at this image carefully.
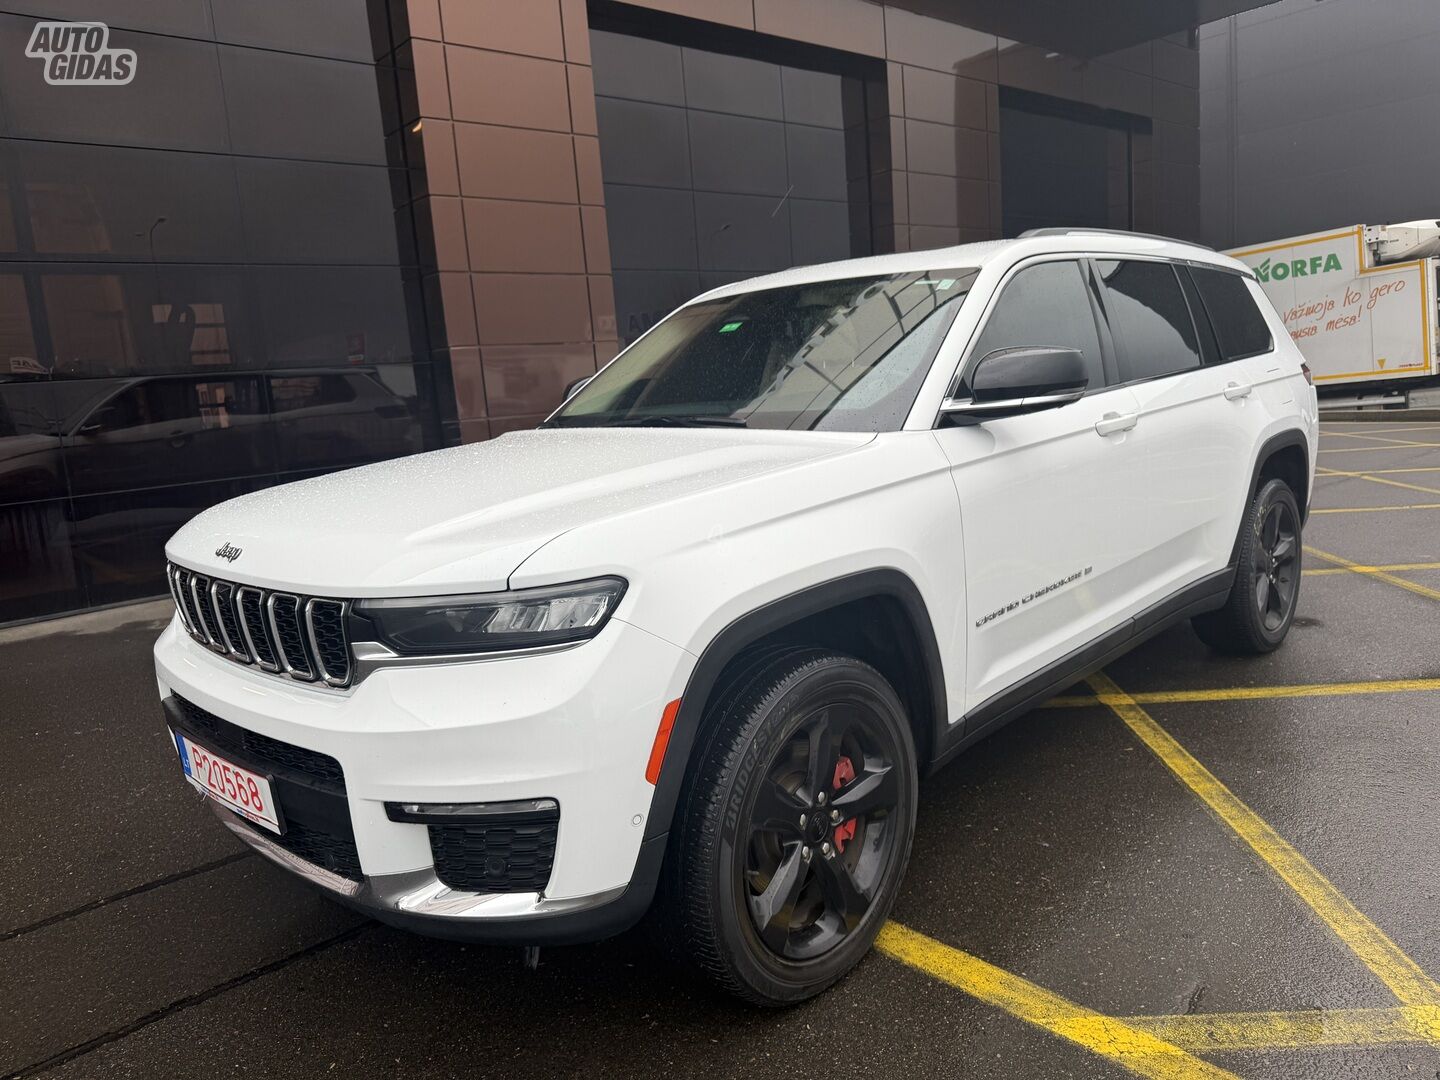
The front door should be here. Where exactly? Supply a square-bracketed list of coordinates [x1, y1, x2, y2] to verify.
[932, 258, 1147, 718]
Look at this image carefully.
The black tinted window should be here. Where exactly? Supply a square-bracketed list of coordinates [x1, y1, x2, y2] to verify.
[1191, 267, 1274, 361]
[968, 261, 1105, 390]
[1097, 260, 1202, 381]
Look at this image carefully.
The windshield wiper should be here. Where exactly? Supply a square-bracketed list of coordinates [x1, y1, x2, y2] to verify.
[597, 414, 749, 428]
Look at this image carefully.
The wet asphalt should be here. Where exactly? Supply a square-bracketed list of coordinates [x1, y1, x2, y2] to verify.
[3, 419, 1440, 1079]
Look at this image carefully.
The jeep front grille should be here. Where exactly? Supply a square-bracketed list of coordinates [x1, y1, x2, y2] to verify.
[167, 562, 352, 688]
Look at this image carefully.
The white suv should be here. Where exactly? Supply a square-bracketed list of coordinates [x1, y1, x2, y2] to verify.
[156, 230, 1317, 1004]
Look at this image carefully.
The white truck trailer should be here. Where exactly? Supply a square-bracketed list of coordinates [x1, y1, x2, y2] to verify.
[1226, 221, 1440, 406]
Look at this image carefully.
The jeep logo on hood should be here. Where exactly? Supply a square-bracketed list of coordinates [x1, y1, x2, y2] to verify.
[215, 541, 243, 563]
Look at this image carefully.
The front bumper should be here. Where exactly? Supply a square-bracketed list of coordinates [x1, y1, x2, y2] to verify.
[154, 613, 691, 943]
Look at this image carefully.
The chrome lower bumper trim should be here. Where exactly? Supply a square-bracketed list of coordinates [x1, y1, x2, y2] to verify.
[210, 800, 625, 922]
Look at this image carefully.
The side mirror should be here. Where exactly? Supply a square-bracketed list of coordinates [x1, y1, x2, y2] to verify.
[939, 347, 1089, 423]
[562, 375, 592, 402]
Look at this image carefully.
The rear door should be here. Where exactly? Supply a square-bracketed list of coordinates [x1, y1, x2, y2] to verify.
[1093, 258, 1256, 607]
[933, 258, 1146, 717]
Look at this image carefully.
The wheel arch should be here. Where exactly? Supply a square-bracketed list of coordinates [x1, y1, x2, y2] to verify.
[645, 568, 947, 845]
[1251, 428, 1311, 520]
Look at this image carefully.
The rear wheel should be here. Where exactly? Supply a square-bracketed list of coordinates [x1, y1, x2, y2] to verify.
[669, 649, 917, 1005]
[1192, 476, 1301, 655]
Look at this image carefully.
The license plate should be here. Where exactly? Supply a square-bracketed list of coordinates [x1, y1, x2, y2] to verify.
[171, 730, 282, 835]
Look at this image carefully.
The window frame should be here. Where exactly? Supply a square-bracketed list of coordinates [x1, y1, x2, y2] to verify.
[943, 255, 1120, 404]
[1087, 254, 1209, 388]
[1186, 264, 1276, 363]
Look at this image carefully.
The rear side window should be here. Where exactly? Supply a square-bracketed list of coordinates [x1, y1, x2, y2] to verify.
[1190, 266, 1274, 361]
[966, 260, 1105, 392]
[1096, 260, 1202, 382]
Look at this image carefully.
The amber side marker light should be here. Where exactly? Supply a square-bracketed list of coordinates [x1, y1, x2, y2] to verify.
[645, 698, 682, 784]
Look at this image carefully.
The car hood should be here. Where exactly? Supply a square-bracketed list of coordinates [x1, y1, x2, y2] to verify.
[166, 427, 874, 594]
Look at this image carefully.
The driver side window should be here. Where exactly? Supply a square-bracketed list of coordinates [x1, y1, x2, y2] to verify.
[965, 261, 1106, 393]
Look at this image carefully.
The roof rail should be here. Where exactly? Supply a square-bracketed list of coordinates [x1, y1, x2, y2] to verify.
[1019, 227, 1214, 251]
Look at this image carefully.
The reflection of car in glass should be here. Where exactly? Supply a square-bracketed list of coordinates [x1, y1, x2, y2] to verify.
[0, 367, 419, 505]
[157, 232, 1317, 1005]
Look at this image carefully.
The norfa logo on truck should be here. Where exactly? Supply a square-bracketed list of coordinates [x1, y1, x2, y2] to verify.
[1253, 253, 1343, 283]
[25, 22, 136, 86]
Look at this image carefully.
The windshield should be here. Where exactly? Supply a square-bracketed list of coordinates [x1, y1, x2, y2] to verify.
[549, 268, 978, 432]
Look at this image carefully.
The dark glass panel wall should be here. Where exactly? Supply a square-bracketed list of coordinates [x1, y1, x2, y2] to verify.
[590, 20, 874, 346]
[0, 2, 437, 622]
[998, 89, 1139, 238]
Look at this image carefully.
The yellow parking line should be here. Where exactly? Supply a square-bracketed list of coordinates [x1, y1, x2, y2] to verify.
[1316, 465, 1440, 476]
[876, 922, 1242, 1079]
[1122, 1006, 1440, 1051]
[1306, 561, 1440, 576]
[1306, 545, 1440, 602]
[1087, 672, 1440, 1008]
[1316, 466, 1440, 498]
[1311, 502, 1440, 514]
[1321, 430, 1434, 447]
[1044, 677, 1440, 709]
[1319, 443, 1440, 454]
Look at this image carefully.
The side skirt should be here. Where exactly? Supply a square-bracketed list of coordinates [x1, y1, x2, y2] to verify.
[929, 566, 1235, 773]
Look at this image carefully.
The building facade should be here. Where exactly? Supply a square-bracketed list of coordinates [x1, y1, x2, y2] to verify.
[0, 0, 1305, 622]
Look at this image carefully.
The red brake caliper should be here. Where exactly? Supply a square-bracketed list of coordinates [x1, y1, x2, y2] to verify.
[831, 756, 858, 854]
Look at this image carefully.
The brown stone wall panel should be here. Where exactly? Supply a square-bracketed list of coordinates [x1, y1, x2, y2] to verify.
[424, 271, 478, 346]
[404, 39, 451, 120]
[984, 81, 999, 131]
[473, 273, 592, 344]
[464, 198, 585, 273]
[1154, 120, 1199, 166]
[1099, 42, 1152, 76]
[455, 124, 578, 202]
[587, 275, 617, 342]
[1081, 62, 1151, 116]
[448, 345, 488, 419]
[439, 0, 564, 59]
[886, 62, 904, 117]
[883, 7, 997, 81]
[446, 46, 571, 130]
[624, 0, 755, 30]
[594, 340, 620, 366]
[395, 0, 442, 43]
[429, 195, 469, 270]
[908, 173, 988, 230]
[416, 119, 459, 196]
[580, 205, 612, 273]
[567, 64, 598, 136]
[482, 343, 595, 417]
[754, 0, 883, 57]
[560, 0, 591, 63]
[902, 66, 986, 130]
[905, 119, 987, 180]
[459, 418, 492, 443]
[997, 44, 1083, 100]
[574, 135, 605, 205]
[908, 225, 960, 251]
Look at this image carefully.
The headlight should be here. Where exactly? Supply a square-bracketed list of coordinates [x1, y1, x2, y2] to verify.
[352, 577, 627, 656]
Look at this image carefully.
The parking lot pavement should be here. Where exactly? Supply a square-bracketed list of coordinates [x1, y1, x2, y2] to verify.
[5, 419, 1440, 1079]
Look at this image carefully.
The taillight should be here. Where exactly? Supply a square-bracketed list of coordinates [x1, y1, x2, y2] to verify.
[1301, 362, 1313, 386]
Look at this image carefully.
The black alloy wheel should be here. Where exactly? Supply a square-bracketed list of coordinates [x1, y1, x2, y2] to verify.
[1253, 495, 1299, 632]
[667, 648, 918, 1005]
[1192, 476, 1303, 654]
[742, 698, 902, 961]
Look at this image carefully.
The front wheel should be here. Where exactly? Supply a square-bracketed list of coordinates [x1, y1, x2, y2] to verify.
[668, 649, 918, 1005]
[1192, 476, 1302, 655]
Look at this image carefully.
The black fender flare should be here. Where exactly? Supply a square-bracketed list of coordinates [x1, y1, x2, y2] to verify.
[643, 567, 948, 844]
[1230, 428, 1311, 572]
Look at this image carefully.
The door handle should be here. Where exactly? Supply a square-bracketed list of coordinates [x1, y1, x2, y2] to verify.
[1223, 381, 1253, 401]
[1094, 411, 1138, 436]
